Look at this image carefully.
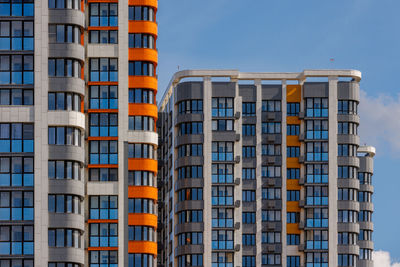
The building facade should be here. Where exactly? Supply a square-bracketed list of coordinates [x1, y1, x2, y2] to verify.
[157, 70, 375, 267]
[0, 0, 158, 266]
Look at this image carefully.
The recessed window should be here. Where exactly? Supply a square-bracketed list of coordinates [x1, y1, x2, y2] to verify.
[128, 6, 155, 21]
[48, 58, 81, 78]
[89, 3, 118, 27]
[0, 21, 34, 50]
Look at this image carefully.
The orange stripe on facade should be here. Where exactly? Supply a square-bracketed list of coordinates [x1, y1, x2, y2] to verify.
[88, 219, 118, 223]
[128, 48, 158, 64]
[287, 157, 300, 168]
[128, 21, 157, 36]
[128, 103, 157, 118]
[287, 116, 301, 124]
[88, 82, 118, 86]
[287, 201, 300, 212]
[287, 179, 300, 190]
[128, 241, 157, 255]
[128, 213, 157, 228]
[88, 0, 118, 3]
[128, 0, 158, 9]
[287, 223, 301, 234]
[88, 26, 118, 31]
[128, 76, 157, 90]
[287, 135, 300, 146]
[128, 158, 157, 173]
[286, 84, 301, 102]
[88, 109, 119, 113]
[128, 186, 157, 200]
[87, 137, 119, 141]
[88, 164, 118, 169]
[88, 247, 118, 251]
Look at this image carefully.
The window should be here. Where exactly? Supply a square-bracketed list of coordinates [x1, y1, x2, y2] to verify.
[178, 100, 203, 114]
[0, 0, 34, 16]
[338, 254, 356, 266]
[90, 85, 118, 109]
[338, 188, 357, 201]
[338, 144, 358, 157]
[359, 230, 372, 241]
[0, 89, 33, 105]
[212, 252, 233, 266]
[128, 61, 155, 76]
[48, 24, 81, 44]
[242, 190, 255, 202]
[262, 254, 281, 265]
[128, 171, 154, 186]
[360, 249, 372, 260]
[242, 168, 255, 180]
[212, 230, 233, 250]
[261, 166, 281, 178]
[242, 212, 255, 224]
[178, 210, 203, 223]
[358, 172, 372, 185]
[212, 97, 233, 117]
[89, 168, 118, 182]
[287, 256, 300, 267]
[128, 33, 155, 49]
[0, 157, 33, 186]
[0, 123, 33, 153]
[338, 210, 358, 223]
[212, 142, 233, 161]
[306, 208, 328, 228]
[48, 127, 81, 146]
[287, 190, 300, 201]
[287, 212, 300, 223]
[338, 166, 357, 179]
[48, 92, 81, 111]
[306, 252, 328, 267]
[338, 100, 358, 115]
[89, 196, 118, 220]
[287, 146, 300, 157]
[306, 164, 328, 183]
[212, 119, 234, 131]
[261, 210, 281, 222]
[48, 0, 80, 10]
[128, 116, 155, 131]
[90, 30, 117, 44]
[178, 232, 203, 245]
[178, 122, 203, 135]
[89, 140, 118, 164]
[306, 142, 328, 162]
[338, 122, 358, 135]
[0, 21, 34, 50]
[212, 185, 233, 205]
[306, 186, 328, 206]
[128, 226, 155, 241]
[128, 254, 155, 267]
[90, 250, 118, 267]
[305, 230, 328, 250]
[48, 228, 81, 248]
[242, 234, 255, 246]
[242, 102, 255, 116]
[178, 166, 203, 179]
[89, 113, 118, 137]
[178, 188, 203, 201]
[262, 144, 281, 156]
[212, 208, 233, 227]
[178, 144, 203, 157]
[128, 143, 155, 159]
[0, 225, 33, 255]
[89, 223, 118, 247]
[129, 88, 154, 104]
[338, 232, 357, 245]
[242, 124, 255, 136]
[89, 3, 118, 26]
[89, 58, 117, 82]
[0, 191, 33, 220]
[306, 98, 328, 117]
[178, 254, 203, 267]
[128, 198, 156, 214]
[0, 55, 33, 84]
[358, 211, 372, 222]
[48, 58, 81, 78]
[262, 122, 281, 134]
[287, 234, 300, 245]
[242, 146, 255, 158]
[212, 164, 233, 184]
[128, 6, 155, 21]
[49, 263, 79, 267]
[262, 188, 281, 200]
[358, 191, 372, 203]
[262, 232, 281, 244]
[306, 120, 328, 140]
[262, 100, 281, 112]
[48, 160, 81, 180]
[243, 256, 255, 267]
[287, 124, 299, 136]
[48, 194, 81, 214]
[287, 102, 300, 116]
[287, 168, 300, 179]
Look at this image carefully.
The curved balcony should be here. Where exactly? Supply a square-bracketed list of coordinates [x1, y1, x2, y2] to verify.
[48, 145, 85, 163]
[49, 9, 85, 27]
[49, 77, 85, 95]
[337, 156, 360, 167]
[337, 244, 360, 255]
[128, 241, 157, 255]
[338, 200, 360, 212]
[175, 178, 204, 191]
[175, 244, 203, 256]
[128, 103, 157, 118]
[176, 200, 204, 212]
[337, 134, 360, 145]
[128, 213, 157, 228]
[128, 21, 158, 36]
[48, 247, 84, 264]
[126, 130, 158, 146]
[128, 48, 158, 65]
[337, 114, 360, 124]
[338, 222, 359, 233]
[128, 0, 158, 9]
[47, 111, 85, 130]
[175, 222, 204, 235]
[49, 179, 84, 197]
[338, 178, 360, 190]
[48, 213, 84, 230]
[49, 43, 85, 61]
[128, 75, 157, 90]
[128, 186, 157, 201]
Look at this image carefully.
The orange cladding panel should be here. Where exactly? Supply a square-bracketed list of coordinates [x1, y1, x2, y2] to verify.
[287, 223, 301, 234]
[128, 186, 157, 200]
[128, 0, 158, 9]
[287, 201, 300, 212]
[128, 159, 157, 173]
[287, 85, 301, 102]
[287, 116, 301, 124]
[128, 241, 157, 254]
[128, 48, 158, 64]
[128, 21, 158, 36]
[128, 103, 158, 118]
[287, 179, 300, 190]
[287, 157, 300, 168]
[128, 76, 157, 90]
[287, 135, 300, 146]
[128, 213, 157, 228]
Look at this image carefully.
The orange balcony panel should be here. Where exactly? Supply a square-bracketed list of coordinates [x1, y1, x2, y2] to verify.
[287, 157, 300, 168]
[128, 186, 157, 200]
[128, 213, 157, 228]
[128, 241, 157, 255]
[287, 179, 300, 190]
[128, 0, 158, 9]
[287, 201, 300, 212]
[88, 164, 118, 169]
[88, 82, 118, 86]
[128, 103, 157, 118]
[128, 159, 157, 173]
[128, 21, 158, 36]
[287, 85, 301, 102]
[128, 48, 158, 64]
[287, 223, 301, 234]
[287, 116, 301, 124]
[88, 247, 118, 251]
[287, 135, 300, 146]
[128, 76, 157, 90]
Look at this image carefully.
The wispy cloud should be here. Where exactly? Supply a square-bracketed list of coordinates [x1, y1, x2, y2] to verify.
[373, 250, 400, 267]
[358, 90, 400, 155]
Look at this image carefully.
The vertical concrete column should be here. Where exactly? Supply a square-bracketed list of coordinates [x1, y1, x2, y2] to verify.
[202, 76, 212, 267]
[281, 80, 287, 267]
[328, 76, 339, 266]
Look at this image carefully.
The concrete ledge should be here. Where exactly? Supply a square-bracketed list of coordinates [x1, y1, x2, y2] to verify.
[48, 111, 85, 130]
[338, 200, 359, 211]
[175, 200, 204, 212]
[338, 222, 359, 233]
[337, 178, 360, 189]
[242, 246, 256, 255]
[337, 244, 359, 255]
[337, 114, 360, 124]
[0, 106, 34, 123]
[48, 213, 84, 230]
[360, 184, 374, 193]
[49, 9, 85, 27]
[48, 247, 84, 264]
[87, 182, 119, 195]
[49, 77, 85, 95]
[48, 145, 85, 163]
[357, 240, 374, 250]
[48, 43, 84, 61]
[337, 156, 359, 167]
[359, 202, 374, 212]
[126, 131, 158, 146]
[337, 134, 359, 145]
[175, 223, 203, 234]
[49, 179, 84, 196]
[359, 221, 374, 231]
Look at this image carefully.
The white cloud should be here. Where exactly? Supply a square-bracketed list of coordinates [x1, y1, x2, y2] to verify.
[373, 250, 400, 267]
[358, 90, 400, 155]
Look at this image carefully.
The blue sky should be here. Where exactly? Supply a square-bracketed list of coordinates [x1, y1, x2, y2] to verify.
[157, 0, 400, 261]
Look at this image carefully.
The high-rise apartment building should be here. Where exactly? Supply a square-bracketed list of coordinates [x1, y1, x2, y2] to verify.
[0, 0, 158, 266]
[157, 70, 375, 267]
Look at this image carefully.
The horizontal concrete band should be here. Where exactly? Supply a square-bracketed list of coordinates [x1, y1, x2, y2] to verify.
[48, 213, 84, 230]
[337, 156, 360, 167]
[357, 259, 374, 267]
[337, 114, 360, 124]
[47, 111, 85, 130]
[338, 222, 360, 233]
[357, 240, 374, 250]
[49, 179, 84, 196]
[175, 222, 204, 234]
[48, 247, 84, 264]
[48, 43, 85, 61]
[0, 106, 34, 123]
[175, 134, 204, 147]
[359, 221, 374, 231]
[175, 200, 204, 212]
[126, 131, 158, 146]
[359, 202, 374, 212]
[48, 9, 85, 27]
[175, 178, 204, 191]
[175, 156, 204, 168]
[337, 134, 360, 145]
[49, 77, 85, 95]
[338, 200, 360, 211]
[337, 244, 360, 255]
[337, 178, 360, 189]
[175, 113, 204, 125]
[48, 145, 85, 163]
[175, 244, 203, 256]
[262, 243, 283, 253]
[360, 184, 374, 193]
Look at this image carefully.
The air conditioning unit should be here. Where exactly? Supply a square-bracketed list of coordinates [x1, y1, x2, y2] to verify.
[235, 200, 241, 208]
[298, 111, 305, 119]
[298, 155, 305, 163]
[299, 200, 305, 207]
[234, 222, 241, 230]
[234, 156, 241, 163]
[234, 178, 241, 185]
[234, 244, 241, 251]
[234, 112, 241, 119]
[235, 134, 241, 141]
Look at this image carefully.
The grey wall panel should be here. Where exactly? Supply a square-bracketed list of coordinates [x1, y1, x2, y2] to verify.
[48, 179, 84, 196]
[242, 136, 256, 146]
[337, 114, 360, 124]
[337, 134, 360, 145]
[211, 82, 236, 97]
[242, 224, 256, 233]
[359, 221, 374, 231]
[360, 184, 374, 193]
[359, 202, 374, 212]
[359, 157, 374, 173]
[242, 246, 256, 255]
[262, 200, 282, 209]
[303, 82, 329, 98]
[242, 158, 256, 168]
[175, 82, 203, 102]
[357, 240, 374, 250]
[175, 135, 204, 147]
[242, 116, 257, 124]
[175, 245, 204, 256]
[175, 178, 204, 191]
[49, 77, 85, 95]
[175, 222, 204, 234]
[48, 145, 85, 163]
[338, 82, 360, 101]
[338, 222, 360, 233]
[48, 9, 85, 27]
[175, 156, 204, 168]
[337, 156, 360, 167]
[212, 131, 237, 142]
[175, 200, 204, 212]
[242, 180, 256, 190]
[337, 179, 360, 189]
[338, 200, 360, 211]
[175, 114, 204, 125]
[48, 43, 85, 61]
[261, 85, 282, 100]
[261, 244, 282, 253]
[337, 244, 360, 255]
[48, 248, 84, 264]
[242, 202, 256, 212]
[262, 222, 282, 231]
[262, 134, 282, 144]
[239, 85, 257, 101]
[48, 213, 84, 230]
